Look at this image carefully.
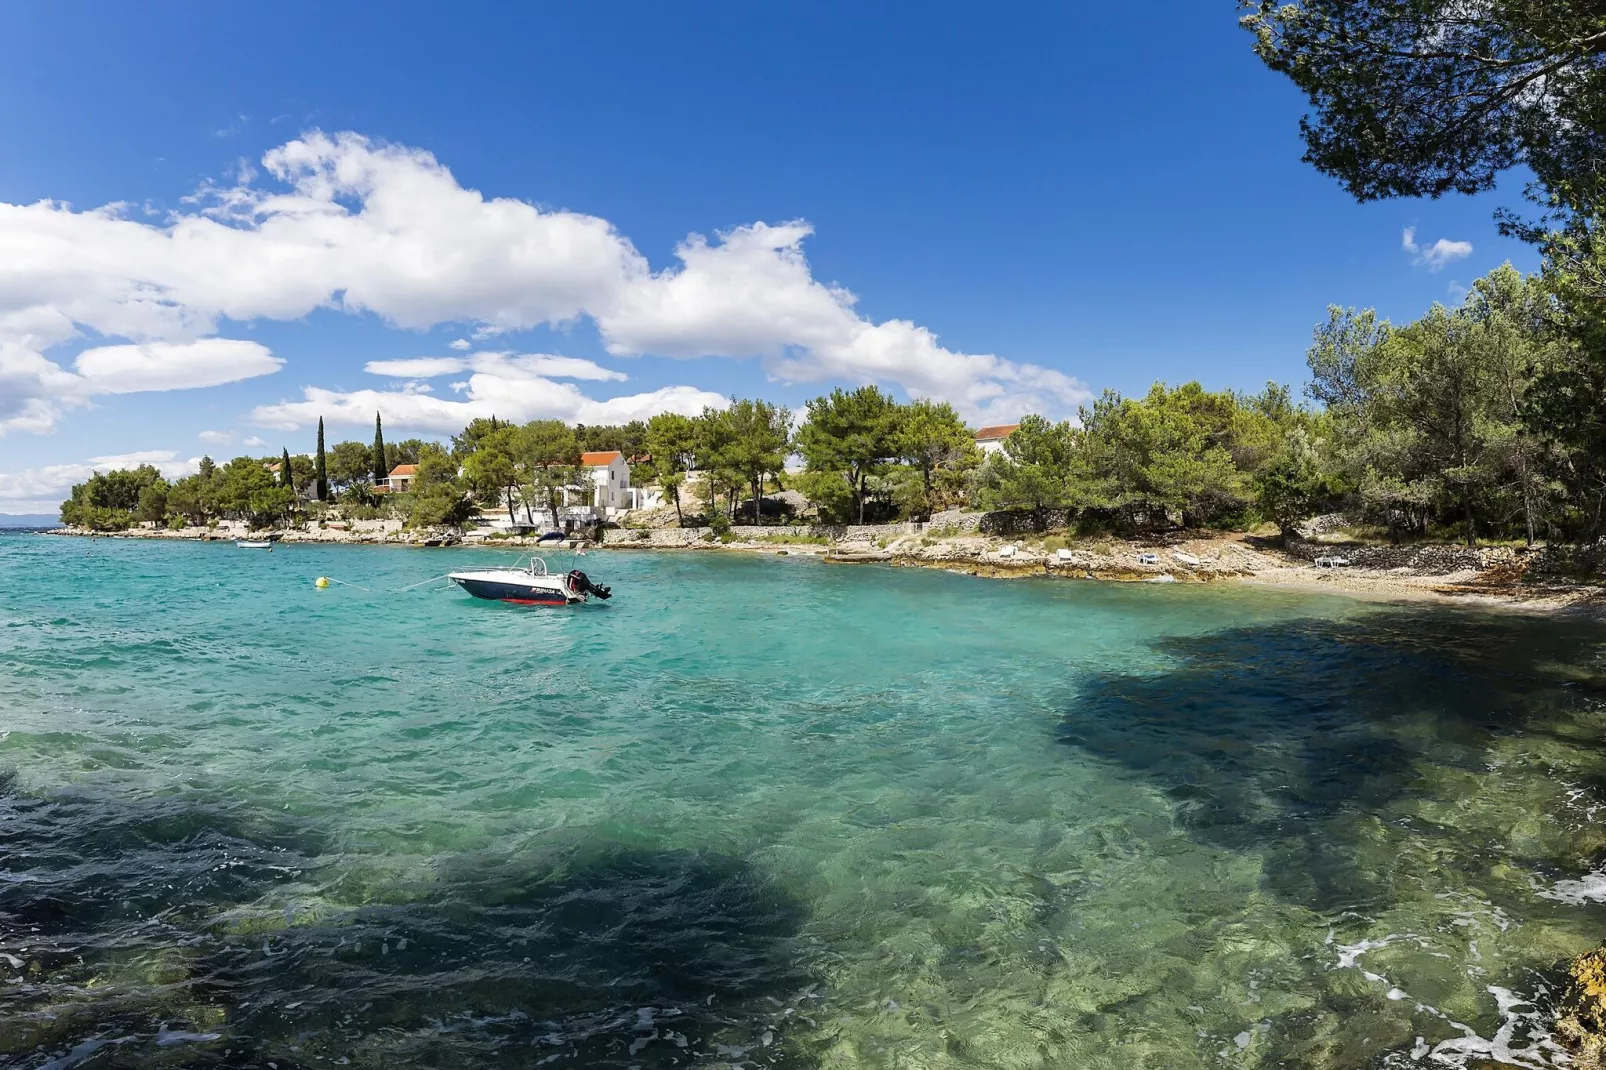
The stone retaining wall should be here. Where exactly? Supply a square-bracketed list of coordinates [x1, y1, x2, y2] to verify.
[926, 509, 985, 534]
[1295, 512, 1361, 538]
[1526, 541, 1606, 576]
[602, 522, 926, 548]
[1283, 538, 1517, 574]
[604, 528, 713, 548]
[827, 522, 923, 542]
[977, 509, 1072, 536]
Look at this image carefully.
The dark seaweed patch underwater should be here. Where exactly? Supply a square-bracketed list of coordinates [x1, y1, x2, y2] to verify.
[0, 777, 812, 1067]
[1057, 607, 1606, 1066]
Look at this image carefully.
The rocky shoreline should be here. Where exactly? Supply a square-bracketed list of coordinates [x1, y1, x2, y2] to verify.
[41, 521, 1605, 612]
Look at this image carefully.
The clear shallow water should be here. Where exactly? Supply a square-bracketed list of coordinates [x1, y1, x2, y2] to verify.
[4, 536, 1606, 1068]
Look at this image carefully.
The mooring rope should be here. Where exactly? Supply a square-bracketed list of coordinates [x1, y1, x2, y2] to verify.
[315, 572, 453, 594]
[394, 573, 452, 592]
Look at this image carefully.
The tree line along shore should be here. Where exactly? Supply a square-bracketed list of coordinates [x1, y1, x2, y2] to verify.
[54, 263, 1606, 584]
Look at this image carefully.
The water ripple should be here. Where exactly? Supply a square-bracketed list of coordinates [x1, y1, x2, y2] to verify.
[5, 533, 1606, 1067]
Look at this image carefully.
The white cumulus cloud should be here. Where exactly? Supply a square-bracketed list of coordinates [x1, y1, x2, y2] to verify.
[254, 380, 724, 435]
[74, 339, 282, 394]
[1402, 227, 1473, 273]
[362, 351, 627, 383]
[0, 450, 203, 514]
[253, 348, 692, 434]
[595, 221, 1088, 420]
[1, 130, 1087, 439]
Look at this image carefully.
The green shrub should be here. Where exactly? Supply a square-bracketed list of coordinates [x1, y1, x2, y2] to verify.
[754, 533, 829, 545]
[792, 470, 855, 524]
[63, 504, 133, 531]
[405, 485, 475, 529]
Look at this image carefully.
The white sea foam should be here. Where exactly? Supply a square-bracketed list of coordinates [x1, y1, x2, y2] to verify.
[1563, 785, 1606, 826]
[1420, 986, 1567, 1068]
[1335, 935, 1565, 1068]
[1535, 864, 1606, 905]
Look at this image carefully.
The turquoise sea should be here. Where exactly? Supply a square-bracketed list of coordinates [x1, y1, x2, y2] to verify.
[5, 534, 1606, 1069]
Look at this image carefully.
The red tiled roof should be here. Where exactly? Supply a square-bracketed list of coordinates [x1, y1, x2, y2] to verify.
[974, 423, 1020, 441]
[388, 464, 418, 476]
[580, 450, 623, 466]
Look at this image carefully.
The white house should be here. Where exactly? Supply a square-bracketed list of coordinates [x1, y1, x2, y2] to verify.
[579, 451, 632, 511]
[384, 463, 418, 493]
[266, 458, 321, 501]
[574, 450, 663, 511]
[489, 451, 654, 529]
[974, 423, 1020, 456]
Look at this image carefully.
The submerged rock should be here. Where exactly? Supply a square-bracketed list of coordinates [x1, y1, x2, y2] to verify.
[1558, 945, 1606, 1068]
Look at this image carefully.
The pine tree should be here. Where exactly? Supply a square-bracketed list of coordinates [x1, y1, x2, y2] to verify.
[280, 448, 294, 489]
[371, 412, 387, 486]
[315, 418, 328, 502]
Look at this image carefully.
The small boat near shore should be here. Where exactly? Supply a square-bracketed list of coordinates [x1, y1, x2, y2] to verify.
[448, 557, 611, 605]
[236, 539, 275, 549]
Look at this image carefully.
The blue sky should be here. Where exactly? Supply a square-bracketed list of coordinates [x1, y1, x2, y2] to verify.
[0, 2, 1536, 513]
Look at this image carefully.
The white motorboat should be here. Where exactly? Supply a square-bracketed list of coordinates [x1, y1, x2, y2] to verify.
[448, 557, 611, 605]
[236, 539, 274, 549]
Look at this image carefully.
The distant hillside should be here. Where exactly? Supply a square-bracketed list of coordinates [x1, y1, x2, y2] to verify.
[0, 514, 60, 528]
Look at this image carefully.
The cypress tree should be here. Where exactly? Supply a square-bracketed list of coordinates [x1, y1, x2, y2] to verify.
[314, 418, 328, 501]
[371, 412, 387, 486]
[280, 448, 294, 489]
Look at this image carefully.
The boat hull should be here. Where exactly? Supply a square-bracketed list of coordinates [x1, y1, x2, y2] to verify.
[449, 570, 581, 605]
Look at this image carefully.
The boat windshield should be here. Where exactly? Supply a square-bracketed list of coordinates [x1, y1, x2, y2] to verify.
[525, 557, 548, 576]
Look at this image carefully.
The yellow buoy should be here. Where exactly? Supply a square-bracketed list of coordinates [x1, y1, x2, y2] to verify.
[315, 576, 330, 589]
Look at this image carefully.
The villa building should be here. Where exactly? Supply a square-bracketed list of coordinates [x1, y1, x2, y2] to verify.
[579, 451, 632, 511]
[974, 423, 1020, 455]
[265, 459, 321, 502]
[489, 451, 661, 530]
[385, 464, 418, 493]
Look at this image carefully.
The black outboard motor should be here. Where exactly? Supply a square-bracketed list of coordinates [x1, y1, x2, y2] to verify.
[568, 569, 612, 600]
